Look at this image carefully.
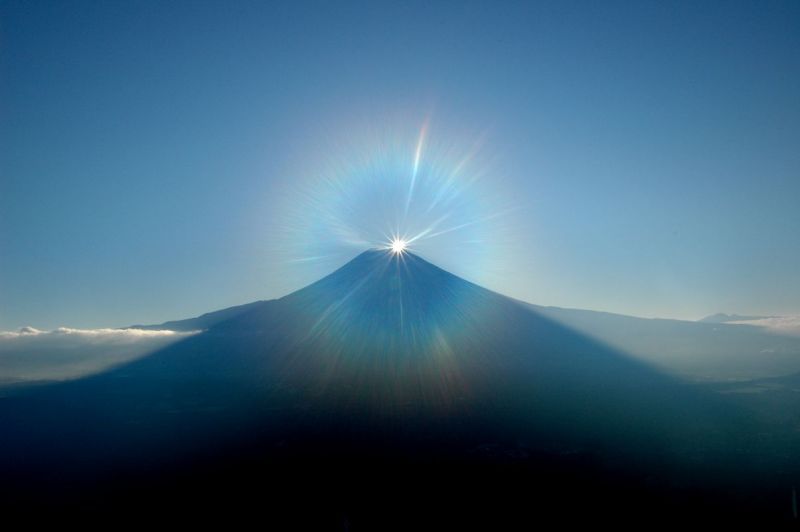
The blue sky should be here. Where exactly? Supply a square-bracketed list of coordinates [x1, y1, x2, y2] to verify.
[1, 0, 798, 329]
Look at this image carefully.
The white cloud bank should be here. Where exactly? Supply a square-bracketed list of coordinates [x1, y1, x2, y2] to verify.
[0, 326, 199, 385]
[730, 316, 800, 336]
[0, 326, 190, 340]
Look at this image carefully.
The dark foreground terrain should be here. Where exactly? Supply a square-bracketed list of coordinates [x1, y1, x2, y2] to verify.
[2, 251, 799, 528]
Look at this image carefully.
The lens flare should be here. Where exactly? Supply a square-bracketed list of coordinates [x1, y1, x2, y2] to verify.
[269, 116, 519, 294]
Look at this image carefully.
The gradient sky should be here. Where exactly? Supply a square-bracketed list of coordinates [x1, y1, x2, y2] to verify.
[1, 0, 799, 330]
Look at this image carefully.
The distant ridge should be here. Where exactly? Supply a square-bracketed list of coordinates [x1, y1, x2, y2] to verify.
[699, 312, 774, 323]
[129, 299, 269, 331]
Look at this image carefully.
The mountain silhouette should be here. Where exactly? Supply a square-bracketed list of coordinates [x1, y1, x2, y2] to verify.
[0, 250, 786, 527]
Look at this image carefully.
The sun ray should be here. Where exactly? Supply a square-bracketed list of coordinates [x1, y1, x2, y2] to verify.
[410, 209, 515, 242]
[404, 120, 429, 218]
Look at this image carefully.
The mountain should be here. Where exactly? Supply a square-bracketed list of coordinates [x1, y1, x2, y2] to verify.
[0, 250, 793, 527]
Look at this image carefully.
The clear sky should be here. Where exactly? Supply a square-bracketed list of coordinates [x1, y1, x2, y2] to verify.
[1, 0, 798, 330]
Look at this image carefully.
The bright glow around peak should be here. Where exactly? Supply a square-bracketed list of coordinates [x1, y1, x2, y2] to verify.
[390, 239, 408, 254]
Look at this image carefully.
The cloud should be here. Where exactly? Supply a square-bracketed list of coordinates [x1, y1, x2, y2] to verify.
[0, 326, 199, 385]
[730, 316, 800, 336]
[0, 326, 190, 340]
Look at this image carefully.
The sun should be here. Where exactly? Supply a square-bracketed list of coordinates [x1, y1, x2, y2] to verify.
[390, 238, 408, 254]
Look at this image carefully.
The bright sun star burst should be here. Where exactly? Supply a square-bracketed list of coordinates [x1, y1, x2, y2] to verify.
[390, 238, 408, 254]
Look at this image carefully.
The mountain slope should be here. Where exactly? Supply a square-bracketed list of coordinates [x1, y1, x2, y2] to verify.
[131, 299, 270, 331]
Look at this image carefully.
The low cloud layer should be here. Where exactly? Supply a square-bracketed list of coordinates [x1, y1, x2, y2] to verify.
[730, 316, 800, 336]
[0, 326, 199, 385]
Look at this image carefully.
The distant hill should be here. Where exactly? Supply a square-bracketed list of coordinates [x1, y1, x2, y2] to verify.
[129, 299, 269, 331]
[699, 312, 774, 323]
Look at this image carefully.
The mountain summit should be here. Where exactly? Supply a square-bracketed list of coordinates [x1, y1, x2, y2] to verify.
[215, 249, 496, 346]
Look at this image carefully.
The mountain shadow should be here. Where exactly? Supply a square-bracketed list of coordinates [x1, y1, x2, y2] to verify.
[0, 250, 793, 527]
